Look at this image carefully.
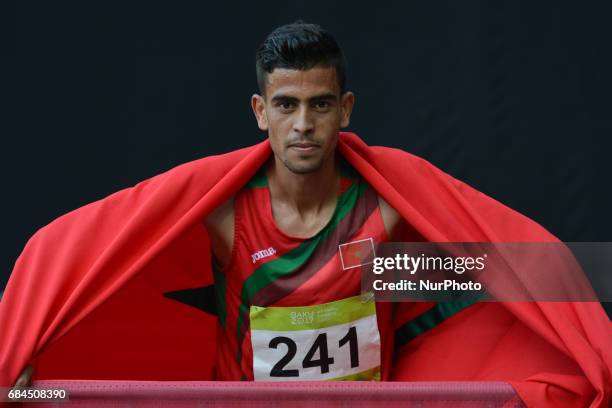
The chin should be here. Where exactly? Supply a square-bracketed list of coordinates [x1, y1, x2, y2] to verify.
[284, 158, 323, 175]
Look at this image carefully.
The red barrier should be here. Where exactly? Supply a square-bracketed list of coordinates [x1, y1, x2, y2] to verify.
[30, 380, 526, 407]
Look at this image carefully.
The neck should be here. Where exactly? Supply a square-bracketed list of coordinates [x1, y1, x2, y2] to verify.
[266, 154, 339, 216]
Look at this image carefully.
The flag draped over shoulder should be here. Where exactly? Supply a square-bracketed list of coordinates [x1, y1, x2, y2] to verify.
[0, 133, 610, 407]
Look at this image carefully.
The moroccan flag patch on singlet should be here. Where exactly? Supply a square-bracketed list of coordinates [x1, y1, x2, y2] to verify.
[212, 159, 389, 381]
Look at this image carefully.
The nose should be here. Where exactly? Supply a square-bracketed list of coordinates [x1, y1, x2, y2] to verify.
[292, 106, 314, 135]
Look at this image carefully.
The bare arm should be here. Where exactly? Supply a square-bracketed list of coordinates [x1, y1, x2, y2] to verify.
[378, 196, 405, 241]
[203, 198, 235, 269]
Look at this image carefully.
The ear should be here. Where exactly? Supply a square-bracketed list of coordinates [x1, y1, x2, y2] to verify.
[251, 94, 268, 131]
[339, 91, 355, 128]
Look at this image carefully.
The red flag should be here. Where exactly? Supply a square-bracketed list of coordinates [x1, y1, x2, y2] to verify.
[0, 133, 609, 407]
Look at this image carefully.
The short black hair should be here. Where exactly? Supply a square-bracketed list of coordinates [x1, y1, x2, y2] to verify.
[256, 21, 347, 95]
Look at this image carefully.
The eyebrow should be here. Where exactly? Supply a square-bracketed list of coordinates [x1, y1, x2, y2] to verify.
[308, 93, 337, 102]
[270, 93, 338, 103]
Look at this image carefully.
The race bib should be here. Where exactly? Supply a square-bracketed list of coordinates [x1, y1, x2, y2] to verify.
[250, 294, 381, 381]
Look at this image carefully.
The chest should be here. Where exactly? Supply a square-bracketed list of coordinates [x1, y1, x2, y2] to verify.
[270, 198, 338, 239]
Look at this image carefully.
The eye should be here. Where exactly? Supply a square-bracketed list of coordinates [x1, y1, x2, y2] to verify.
[276, 100, 296, 112]
[313, 101, 331, 111]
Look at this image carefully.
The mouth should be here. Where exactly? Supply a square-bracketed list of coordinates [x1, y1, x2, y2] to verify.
[288, 142, 320, 153]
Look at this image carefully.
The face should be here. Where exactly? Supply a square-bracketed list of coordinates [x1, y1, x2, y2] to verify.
[251, 67, 354, 174]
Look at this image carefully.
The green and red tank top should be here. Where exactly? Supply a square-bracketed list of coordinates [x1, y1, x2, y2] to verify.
[213, 161, 393, 380]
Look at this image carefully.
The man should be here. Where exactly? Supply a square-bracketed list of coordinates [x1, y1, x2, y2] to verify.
[205, 21, 404, 381]
[3, 21, 610, 407]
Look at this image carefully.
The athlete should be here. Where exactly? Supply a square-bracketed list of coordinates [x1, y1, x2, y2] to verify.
[204, 21, 405, 380]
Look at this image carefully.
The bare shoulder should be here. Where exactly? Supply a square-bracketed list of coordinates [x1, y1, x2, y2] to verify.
[377, 196, 404, 240]
[204, 197, 235, 269]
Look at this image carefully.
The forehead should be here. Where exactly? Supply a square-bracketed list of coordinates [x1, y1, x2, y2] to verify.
[264, 67, 340, 99]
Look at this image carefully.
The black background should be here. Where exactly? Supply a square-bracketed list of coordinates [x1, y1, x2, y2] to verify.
[4, 1, 612, 314]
